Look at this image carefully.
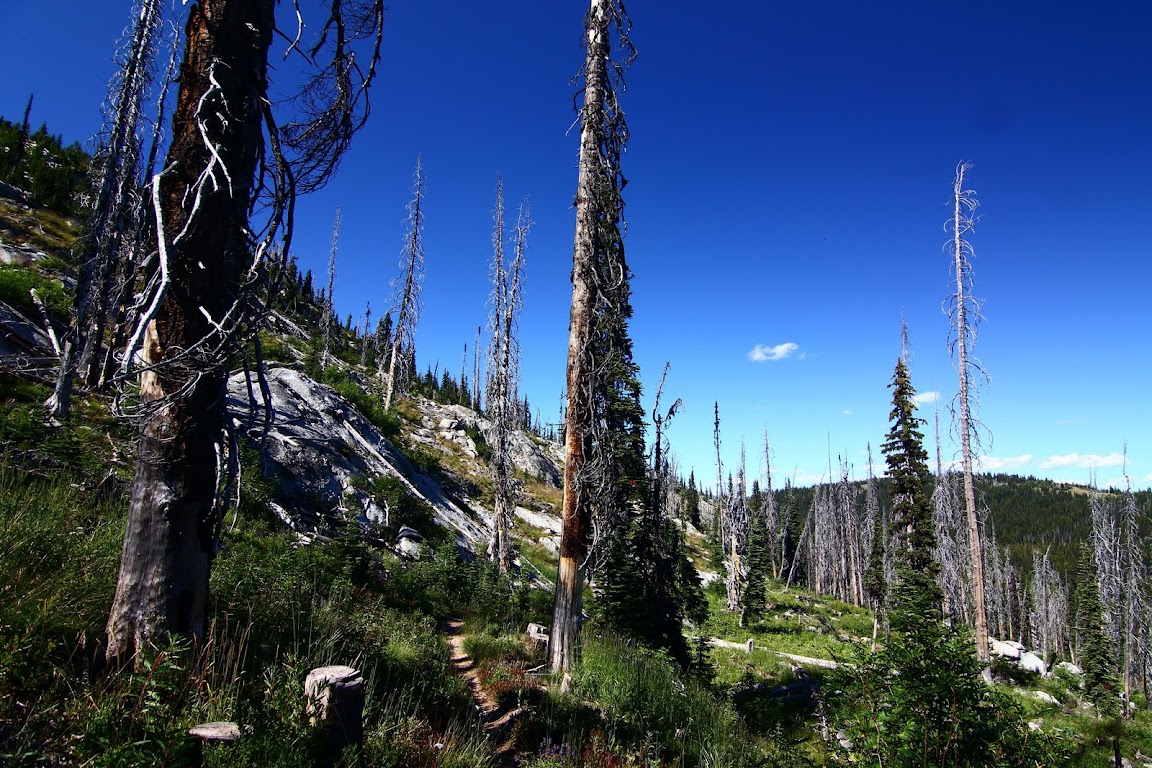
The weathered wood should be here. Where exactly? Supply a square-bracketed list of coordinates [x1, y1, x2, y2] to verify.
[305, 665, 365, 759]
[950, 162, 989, 663]
[188, 721, 247, 767]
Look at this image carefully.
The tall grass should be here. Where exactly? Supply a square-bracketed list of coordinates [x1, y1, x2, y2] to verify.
[520, 633, 794, 767]
[0, 451, 531, 766]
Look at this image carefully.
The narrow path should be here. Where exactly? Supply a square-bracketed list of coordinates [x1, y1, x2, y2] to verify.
[443, 619, 528, 765]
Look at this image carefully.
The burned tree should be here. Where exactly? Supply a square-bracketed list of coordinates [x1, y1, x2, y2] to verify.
[550, 0, 637, 675]
[319, 208, 341, 369]
[946, 161, 990, 662]
[105, 0, 382, 665]
[486, 178, 529, 572]
[48, 0, 164, 419]
[382, 156, 425, 411]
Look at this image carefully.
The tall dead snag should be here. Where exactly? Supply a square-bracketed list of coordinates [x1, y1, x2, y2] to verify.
[320, 208, 341, 369]
[726, 443, 749, 612]
[48, 0, 163, 419]
[762, 430, 781, 578]
[487, 177, 529, 572]
[946, 161, 990, 663]
[1120, 456, 1148, 714]
[383, 156, 425, 411]
[105, 0, 383, 665]
[550, 0, 636, 675]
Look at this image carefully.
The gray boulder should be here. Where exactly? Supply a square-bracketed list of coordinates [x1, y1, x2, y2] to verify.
[1018, 651, 1047, 676]
[990, 639, 1022, 660]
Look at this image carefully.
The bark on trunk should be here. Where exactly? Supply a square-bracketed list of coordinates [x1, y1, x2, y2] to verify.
[105, 0, 273, 665]
[549, 0, 610, 675]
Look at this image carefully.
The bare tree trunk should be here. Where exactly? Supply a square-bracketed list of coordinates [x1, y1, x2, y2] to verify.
[48, 0, 162, 419]
[383, 157, 424, 411]
[318, 208, 340, 369]
[487, 180, 528, 572]
[950, 162, 989, 663]
[105, 0, 274, 665]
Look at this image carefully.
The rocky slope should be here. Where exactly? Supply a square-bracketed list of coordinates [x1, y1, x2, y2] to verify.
[227, 364, 564, 562]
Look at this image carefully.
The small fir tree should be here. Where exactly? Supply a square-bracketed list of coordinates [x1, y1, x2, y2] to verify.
[840, 357, 1060, 766]
[741, 509, 770, 625]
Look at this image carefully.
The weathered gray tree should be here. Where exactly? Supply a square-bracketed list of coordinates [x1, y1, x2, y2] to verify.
[382, 156, 424, 411]
[549, 0, 636, 676]
[486, 178, 529, 572]
[48, 0, 163, 419]
[319, 208, 341, 369]
[946, 161, 990, 662]
[105, 0, 382, 665]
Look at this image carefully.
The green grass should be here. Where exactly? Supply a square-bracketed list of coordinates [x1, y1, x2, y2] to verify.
[0, 263, 71, 324]
[0, 197, 81, 256]
[518, 633, 798, 767]
[701, 583, 867, 663]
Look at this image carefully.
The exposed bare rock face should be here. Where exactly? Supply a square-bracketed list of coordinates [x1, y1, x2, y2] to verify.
[414, 398, 564, 488]
[227, 366, 488, 548]
[226, 366, 565, 557]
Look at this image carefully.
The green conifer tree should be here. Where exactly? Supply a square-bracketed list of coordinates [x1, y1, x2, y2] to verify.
[843, 357, 1058, 766]
[1075, 545, 1120, 715]
[741, 508, 770, 625]
[597, 366, 705, 670]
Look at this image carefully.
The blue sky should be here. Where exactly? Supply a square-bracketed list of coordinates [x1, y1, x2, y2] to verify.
[3, 1, 1150, 491]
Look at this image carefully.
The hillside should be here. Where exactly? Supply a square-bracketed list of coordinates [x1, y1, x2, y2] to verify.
[4, 182, 1152, 766]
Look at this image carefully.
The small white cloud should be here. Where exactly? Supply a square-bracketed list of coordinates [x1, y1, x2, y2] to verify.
[748, 342, 800, 362]
[977, 454, 1034, 471]
[1039, 452, 1126, 470]
[841, 409, 853, 416]
[791, 469, 828, 486]
[913, 391, 939, 406]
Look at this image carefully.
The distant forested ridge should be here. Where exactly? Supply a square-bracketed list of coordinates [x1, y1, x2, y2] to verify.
[772, 472, 1149, 576]
[0, 114, 89, 214]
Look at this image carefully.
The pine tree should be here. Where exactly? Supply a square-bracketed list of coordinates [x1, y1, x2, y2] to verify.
[845, 356, 1052, 766]
[1076, 545, 1120, 715]
[684, 471, 702, 528]
[741, 508, 770, 625]
[883, 357, 941, 629]
[597, 364, 704, 670]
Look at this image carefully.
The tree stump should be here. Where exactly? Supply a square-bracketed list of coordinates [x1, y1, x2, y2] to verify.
[187, 721, 245, 766]
[305, 665, 364, 759]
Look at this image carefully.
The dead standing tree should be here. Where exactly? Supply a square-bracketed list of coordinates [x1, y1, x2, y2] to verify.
[550, 0, 636, 676]
[48, 0, 164, 419]
[946, 161, 991, 663]
[319, 207, 341, 369]
[382, 156, 424, 411]
[726, 443, 750, 612]
[105, 0, 383, 665]
[486, 177, 529, 571]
